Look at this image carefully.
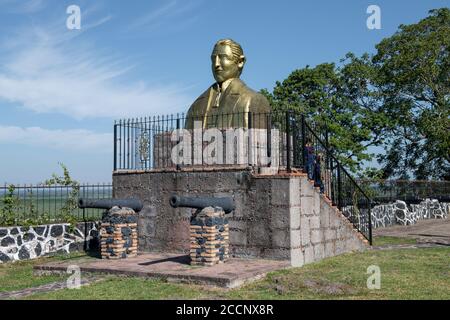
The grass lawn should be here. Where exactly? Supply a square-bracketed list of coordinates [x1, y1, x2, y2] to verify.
[1, 237, 449, 300]
[371, 236, 418, 246]
[0, 252, 86, 293]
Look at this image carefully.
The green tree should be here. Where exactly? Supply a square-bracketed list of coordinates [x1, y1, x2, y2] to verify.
[373, 8, 450, 180]
[263, 8, 449, 180]
[263, 59, 389, 173]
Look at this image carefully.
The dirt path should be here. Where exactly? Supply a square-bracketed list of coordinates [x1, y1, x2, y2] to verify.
[370, 243, 448, 250]
[373, 219, 450, 245]
[0, 275, 104, 300]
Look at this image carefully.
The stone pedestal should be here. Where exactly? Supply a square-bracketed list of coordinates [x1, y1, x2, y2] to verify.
[190, 207, 229, 266]
[100, 207, 138, 259]
[114, 168, 369, 267]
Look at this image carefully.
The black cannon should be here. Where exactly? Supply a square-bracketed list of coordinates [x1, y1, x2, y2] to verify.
[78, 198, 143, 212]
[169, 195, 235, 214]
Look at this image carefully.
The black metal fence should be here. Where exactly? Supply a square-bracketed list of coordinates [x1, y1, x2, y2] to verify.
[358, 179, 450, 204]
[114, 112, 289, 170]
[0, 183, 112, 226]
[114, 110, 372, 244]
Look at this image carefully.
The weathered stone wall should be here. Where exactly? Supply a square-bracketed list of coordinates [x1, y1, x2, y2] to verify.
[296, 178, 368, 266]
[346, 199, 449, 229]
[113, 168, 368, 267]
[0, 222, 99, 263]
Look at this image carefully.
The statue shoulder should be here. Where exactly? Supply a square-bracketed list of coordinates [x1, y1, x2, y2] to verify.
[187, 85, 214, 116]
[231, 79, 271, 113]
[193, 85, 213, 104]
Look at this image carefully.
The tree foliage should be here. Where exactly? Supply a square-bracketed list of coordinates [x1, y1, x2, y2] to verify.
[0, 163, 81, 227]
[263, 8, 449, 180]
[263, 58, 389, 173]
[44, 162, 80, 227]
[373, 8, 450, 180]
[0, 185, 20, 226]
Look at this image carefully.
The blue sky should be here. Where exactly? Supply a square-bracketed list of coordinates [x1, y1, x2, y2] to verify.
[0, 0, 447, 183]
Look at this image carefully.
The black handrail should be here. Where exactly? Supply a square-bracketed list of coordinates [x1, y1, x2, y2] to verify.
[302, 120, 372, 201]
[299, 117, 372, 244]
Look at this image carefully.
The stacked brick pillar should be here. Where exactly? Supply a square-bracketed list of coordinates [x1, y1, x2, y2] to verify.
[190, 207, 229, 266]
[100, 207, 138, 259]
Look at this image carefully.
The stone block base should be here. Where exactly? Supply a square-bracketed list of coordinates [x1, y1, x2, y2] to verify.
[190, 207, 229, 266]
[113, 168, 369, 266]
[100, 207, 138, 259]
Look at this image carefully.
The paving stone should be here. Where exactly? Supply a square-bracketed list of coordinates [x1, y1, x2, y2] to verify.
[303, 245, 315, 264]
[33, 253, 290, 289]
[290, 206, 301, 229]
[290, 229, 301, 248]
[290, 248, 304, 267]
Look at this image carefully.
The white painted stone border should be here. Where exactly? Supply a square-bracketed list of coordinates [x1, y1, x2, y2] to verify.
[0, 222, 100, 263]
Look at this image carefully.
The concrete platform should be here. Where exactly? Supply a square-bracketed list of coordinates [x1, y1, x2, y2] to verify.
[33, 252, 290, 288]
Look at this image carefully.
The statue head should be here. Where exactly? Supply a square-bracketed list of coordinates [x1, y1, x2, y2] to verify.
[211, 39, 246, 84]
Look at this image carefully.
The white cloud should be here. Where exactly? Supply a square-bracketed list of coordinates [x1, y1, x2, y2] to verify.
[126, 0, 202, 32]
[19, 0, 45, 13]
[0, 0, 46, 13]
[0, 14, 192, 120]
[127, 0, 178, 30]
[0, 125, 111, 153]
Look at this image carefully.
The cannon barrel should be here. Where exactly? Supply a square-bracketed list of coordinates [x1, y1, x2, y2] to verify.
[78, 198, 143, 212]
[169, 195, 235, 214]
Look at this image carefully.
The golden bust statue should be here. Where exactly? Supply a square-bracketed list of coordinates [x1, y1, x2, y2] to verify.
[185, 39, 271, 129]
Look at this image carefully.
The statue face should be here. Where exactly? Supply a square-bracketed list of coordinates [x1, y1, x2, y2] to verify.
[211, 44, 242, 83]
